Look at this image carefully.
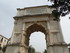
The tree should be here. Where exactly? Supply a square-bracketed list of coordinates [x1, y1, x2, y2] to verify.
[48, 0, 70, 19]
[2, 46, 7, 53]
[0, 47, 2, 50]
[31, 47, 35, 53]
[44, 49, 47, 53]
[28, 46, 35, 53]
[28, 46, 32, 53]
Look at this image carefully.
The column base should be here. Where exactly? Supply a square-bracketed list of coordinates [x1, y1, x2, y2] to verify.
[5, 44, 28, 53]
[48, 44, 69, 53]
[5, 45, 20, 53]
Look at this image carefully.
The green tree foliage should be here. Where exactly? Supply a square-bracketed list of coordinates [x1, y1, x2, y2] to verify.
[2, 46, 7, 52]
[44, 49, 47, 53]
[28, 46, 35, 53]
[0, 47, 2, 50]
[31, 47, 35, 53]
[48, 0, 70, 19]
[28, 46, 32, 53]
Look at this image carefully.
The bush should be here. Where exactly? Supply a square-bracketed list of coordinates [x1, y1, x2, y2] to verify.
[2, 46, 7, 52]
[44, 49, 47, 53]
[28, 46, 35, 53]
[0, 47, 2, 50]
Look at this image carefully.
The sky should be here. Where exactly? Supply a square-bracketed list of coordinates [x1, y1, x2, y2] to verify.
[0, 0, 70, 52]
[30, 32, 46, 52]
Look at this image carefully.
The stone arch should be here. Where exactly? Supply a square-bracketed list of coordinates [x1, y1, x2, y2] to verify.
[5, 5, 69, 53]
[24, 23, 47, 47]
[25, 22, 47, 32]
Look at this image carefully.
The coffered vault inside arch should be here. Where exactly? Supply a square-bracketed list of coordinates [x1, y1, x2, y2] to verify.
[24, 24, 47, 47]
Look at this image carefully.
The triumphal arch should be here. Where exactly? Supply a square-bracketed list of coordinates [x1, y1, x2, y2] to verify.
[6, 5, 69, 53]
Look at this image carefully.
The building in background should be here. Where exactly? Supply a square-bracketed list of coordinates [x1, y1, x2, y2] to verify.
[0, 34, 8, 48]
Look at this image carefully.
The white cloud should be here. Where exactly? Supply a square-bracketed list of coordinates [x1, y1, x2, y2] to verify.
[60, 14, 70, 43]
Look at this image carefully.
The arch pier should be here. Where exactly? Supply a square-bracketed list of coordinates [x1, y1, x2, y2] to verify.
[6, 5, 69, 53]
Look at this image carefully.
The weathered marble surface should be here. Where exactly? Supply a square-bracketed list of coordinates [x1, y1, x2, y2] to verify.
[5, 5, 69, 53]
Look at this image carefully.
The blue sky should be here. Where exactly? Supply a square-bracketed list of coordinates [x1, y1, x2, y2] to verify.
[0, 0, 70, 52]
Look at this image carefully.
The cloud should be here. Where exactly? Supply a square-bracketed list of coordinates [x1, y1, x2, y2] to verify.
[60, 14, 70, 43]
[0, 9, 14, 38]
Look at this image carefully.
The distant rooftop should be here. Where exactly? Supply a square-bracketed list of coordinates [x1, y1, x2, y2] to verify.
[0, 34, 8, 39]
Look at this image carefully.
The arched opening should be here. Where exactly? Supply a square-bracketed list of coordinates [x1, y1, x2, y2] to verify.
[29, 32, 46, 53]
[25, 24, 47, 53]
